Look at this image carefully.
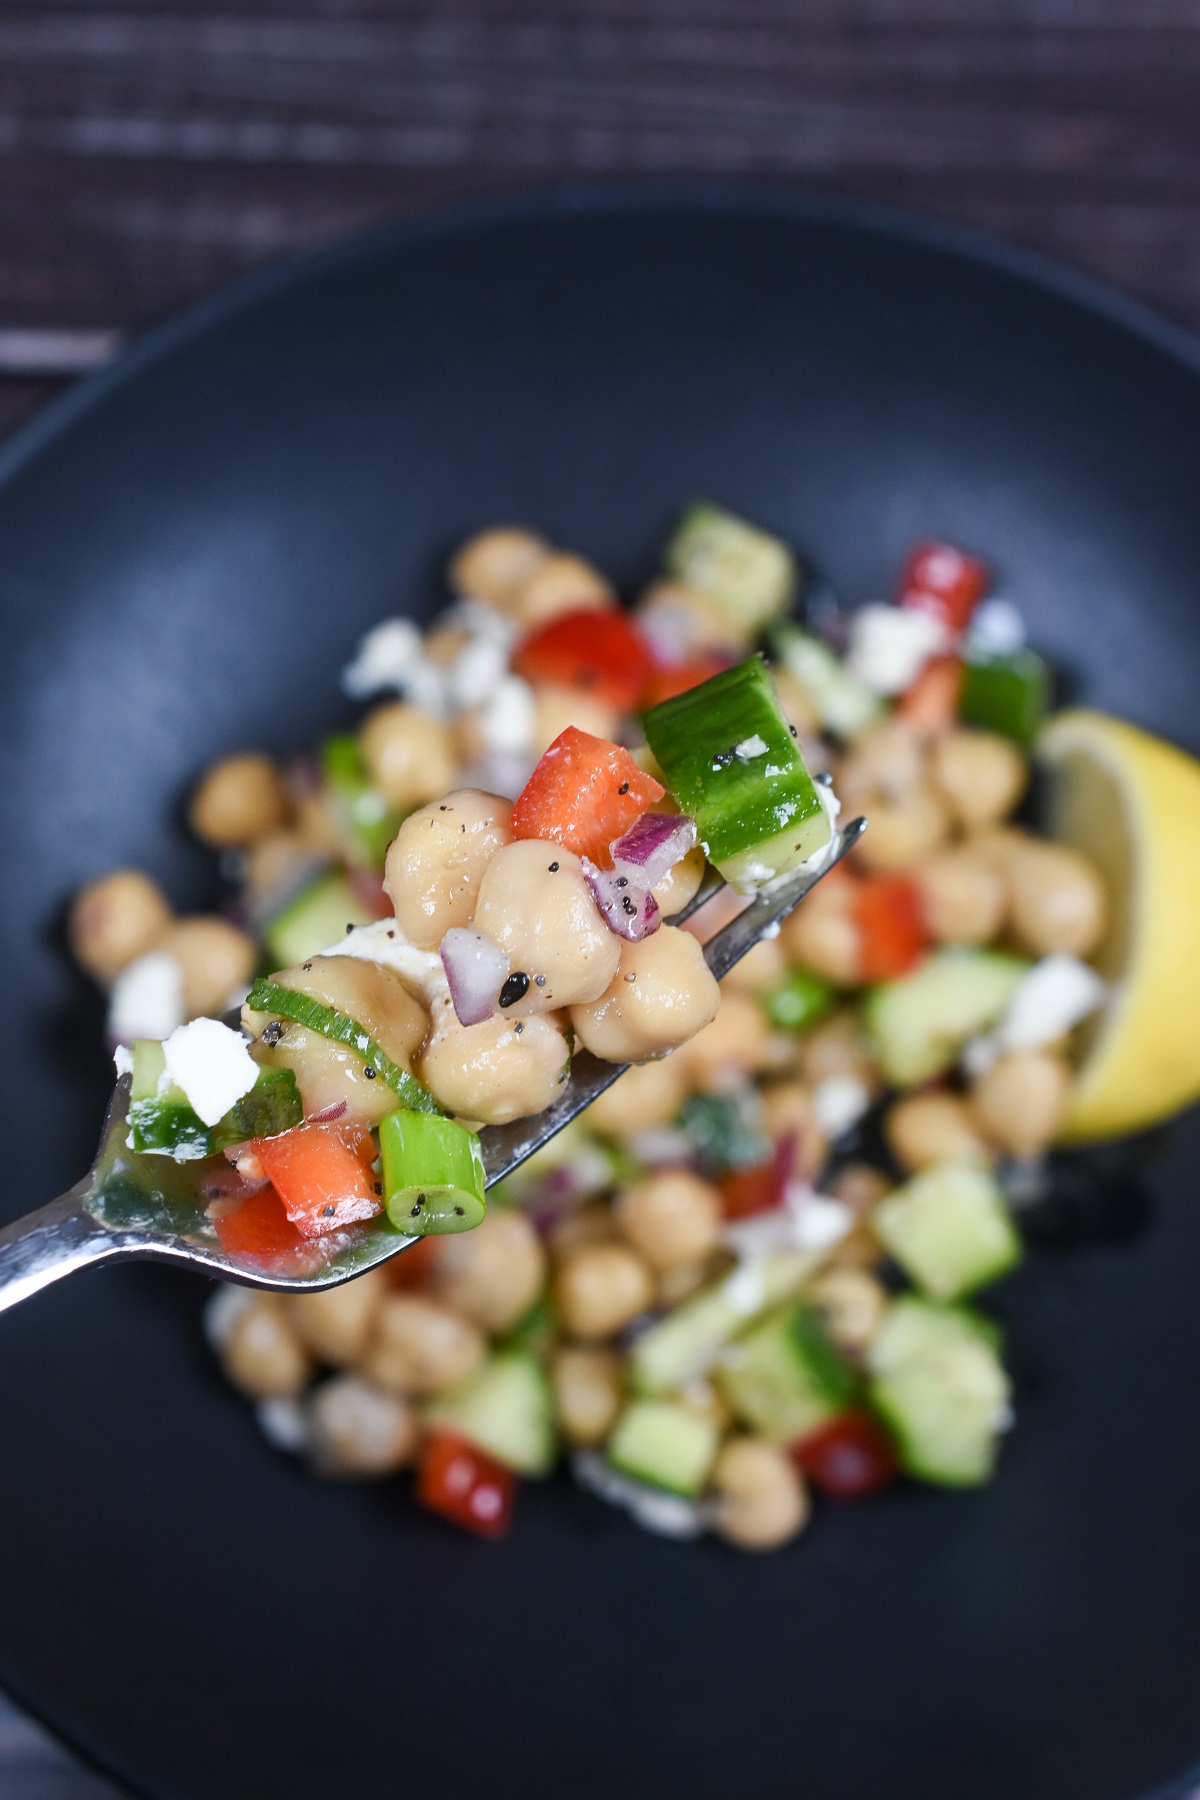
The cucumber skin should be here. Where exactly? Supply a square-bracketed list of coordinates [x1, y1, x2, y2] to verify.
[128, 1065, 302, 1160]
[666, 502, 796, 637]
[629, 1250, 823, 1395]
[641, 656, 828, 876]
[426, 1351, 556, 1477]
[263, 871, 373, 970]
[606, 1400, 720, 1499]
[866, 1296, 1010, 1488]
[716, 1303, 857, 1444]
[247, 978, 439, 1115]
[874, 1161, 1023, 1301]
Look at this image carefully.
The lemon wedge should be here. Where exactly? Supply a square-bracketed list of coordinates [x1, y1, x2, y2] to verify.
[1038, 708, 1200, 1142]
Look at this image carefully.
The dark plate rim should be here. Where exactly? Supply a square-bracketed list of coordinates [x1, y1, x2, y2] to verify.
[3, 176, 1200, 1800]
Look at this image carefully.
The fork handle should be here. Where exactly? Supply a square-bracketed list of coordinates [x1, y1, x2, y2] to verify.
[0, 1186, 120, 1315]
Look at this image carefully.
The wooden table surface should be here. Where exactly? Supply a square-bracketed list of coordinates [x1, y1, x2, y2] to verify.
[3, 3, 1200, 1794]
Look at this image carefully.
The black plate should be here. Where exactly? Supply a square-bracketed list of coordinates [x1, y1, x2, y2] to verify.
[1, 185, 1199, 1800]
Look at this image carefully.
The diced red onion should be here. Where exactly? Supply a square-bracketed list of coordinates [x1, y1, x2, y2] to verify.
[308, 1099, 349, 1124]
[582, 859, 661, 942]
[610, 811, 697, 889]
[441, 927, 510, 1026]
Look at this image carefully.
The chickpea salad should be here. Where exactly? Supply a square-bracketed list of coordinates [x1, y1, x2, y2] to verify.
[72, 507, 1127, 1549]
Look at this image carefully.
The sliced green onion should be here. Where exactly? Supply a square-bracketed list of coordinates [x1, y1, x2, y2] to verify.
[246, 978, 440, 1114]
[320, 734, 404, 868]
[763, 968, 837, 1033]
[380, 1110, 487, 1236]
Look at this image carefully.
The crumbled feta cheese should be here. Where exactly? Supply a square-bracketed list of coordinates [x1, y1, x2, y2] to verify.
[256, 1397, 312, 1455]
[333, 918, 446, 1007]
[723, 1184, 852, 1262]
[965, 597, 1027, 657]
[571, 1452, 708, 1539]
[627, 1127, 695, 1167]
[448, 633, 509, 711]
[107, 950, 185, 1045]
[722, 1257, 768, 1315]
[812, 1074, 872, 1139]
[112, 1044, 134, 1078]
[162, 1017, 259, 1127]
[202, 1282, 256, 1354]
[479, 674, 537, 758]
[341, 618, 425, 698]
[847, 603, 949, 695]
[999, 954, 1107, 1051]
[734, 734, 769, 760]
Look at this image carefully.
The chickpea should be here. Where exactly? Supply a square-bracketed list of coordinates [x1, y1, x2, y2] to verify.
[721, 936, 788, 994]
[188, 753, 290, 848]
[916, 844, 1008, 945]
[551, 1346, 623, 1446]
[571, 926, 720, 1064]
[449, 526, 550, 610]
[308, 1376, 418, 1477]
[157, 916, 257, 1017]
[829, 1162, 893, 1215]
[837, 720, 925, 808]
[931, 729, 1027, 829]
[970, 1049, 1071, 1157]
[532, 683, 621, 757]
[681, 990, 773, 1092]
[651, 842, 706, 918]
[554, 1243, 654, 1340]
[548, 1201, 618, 1263]
[584, 1055, 689, 1140]
[656, 1259, 714, 1308]
[244, 830, 319, 903]
[1007, 839, 1108, 959]
[639, 581, 750, 657]
[808, 1267, 888, 1354]
[759, 1081, 829, 1179]
[284, 1269, 387, 1367]
[678, 1377, 735, 1431]
[795, 1007, 880, 1094]
[358, 702, 457, 811]
[614, 1170, 723, 1271]
[361, 1293, 484, 1397]
[779, 873, 860, 986]
[473, 840, 621, 1009]
[294, 788, 345, 858]
[419, 1000, 571, 1126]
[712, 1437, 811, 1551]
[432, 1207, 546, 1335]
[513, 552, 615, 628]
[68, 868, 172, 985]
[223, 1299, 312, 1400]
[384, 788, 513, 950]
[884, 1091, 991, 1175]
[852, 782, 951, 874]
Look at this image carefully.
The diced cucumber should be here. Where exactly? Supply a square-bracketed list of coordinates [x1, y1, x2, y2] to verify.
[665, 502, 796, 638]
[607, 1399, 719, 1498]
[959, 647, 1048, 745]
[762, 968, 837, 1032]
[320, 734, 404, 868]
[246, 975, 438, 1114]
[263, 871, 373, 969]
[864, 947, 1029, 1087]
[771, 624, 884, 741]
[867, 1295, 1010, 1487]
[630, 1250, 822, 1395]
[874, 1160, 1022, 1299]
[425, 1351, 555, 1476]
[643, 656, 830, 892]
[716, 1302, 857, 1443]
[127, 1039, 302, 1160]
[380, 1110, 486, 1235]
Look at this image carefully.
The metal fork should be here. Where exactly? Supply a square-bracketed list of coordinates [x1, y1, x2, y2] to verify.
[0, 820, 864, 1314]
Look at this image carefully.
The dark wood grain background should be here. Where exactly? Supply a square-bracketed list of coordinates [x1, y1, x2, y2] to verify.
[2, 5, 1199, 1794]
[2, 0, 1200, 440]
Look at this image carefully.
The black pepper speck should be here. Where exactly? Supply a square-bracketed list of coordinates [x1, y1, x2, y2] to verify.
[499, 971, 531, 1008]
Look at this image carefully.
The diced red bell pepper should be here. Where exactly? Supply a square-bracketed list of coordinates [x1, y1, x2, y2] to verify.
[895, 653, 963, 735]
[897, 540, 989, 635]
[718, 1134, 795, 1220]
[251, 1119, 381, 1239]
[212, 1184, 307, 1260]
[792, 1410, 899, 1498]
[511, 726, 665, 868]
[416, 1430, 516, 1538]
[852, 874, 928, 983]
[386, 1234, 440, 1289]
[640, 652, 736, 710]
[513, 607, 657, 712]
